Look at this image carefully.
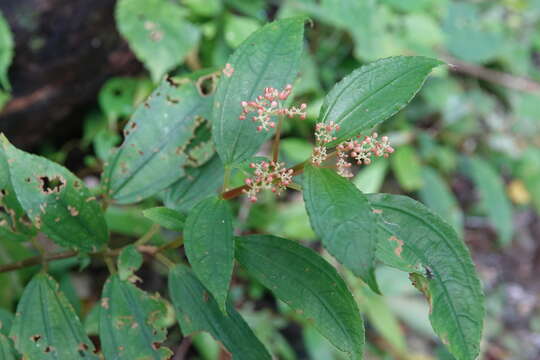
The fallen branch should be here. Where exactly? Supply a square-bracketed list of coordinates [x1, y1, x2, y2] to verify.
[442, 54, 540, 93]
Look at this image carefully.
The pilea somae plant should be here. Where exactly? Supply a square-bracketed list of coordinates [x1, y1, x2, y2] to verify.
[0, 18, 484, 360]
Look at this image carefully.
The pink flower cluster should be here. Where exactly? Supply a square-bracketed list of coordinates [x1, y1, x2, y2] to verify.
[243, 160, 294, 202]
[335, 133, 394, 178]
[311, 122, 340, 165]
[239, 85, 307, 132]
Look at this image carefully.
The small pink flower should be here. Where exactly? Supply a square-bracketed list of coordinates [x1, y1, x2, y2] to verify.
[238, 85, 307, 131]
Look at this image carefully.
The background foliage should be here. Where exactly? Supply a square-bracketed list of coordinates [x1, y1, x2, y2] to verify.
[1, 0, 539, 359]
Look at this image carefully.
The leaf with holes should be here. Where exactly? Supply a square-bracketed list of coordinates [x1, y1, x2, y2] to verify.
[236, 234, 364, 360]
[116, 0, 200, 82]
[319, 56, 442, 146]
[162, 155, 224, 213]
[369, 193, 484, 360]
[184, 196, 234, 312]
[168, 264, 271, 359]
[9, 273, 98, 359]
[99, 275, 172, 360]
[303, 165, 380, 293]
[143, 207, 186, 231]
[1, 135, 108, 252]
[212, 17, 305, 166]
[103, 80, 213, 204]
[0, 141, 35, 237]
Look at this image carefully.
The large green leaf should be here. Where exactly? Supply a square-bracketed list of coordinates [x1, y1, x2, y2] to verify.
[184, 196, 234, 311]
[99, 275, 172, 360]
[162, 155, 224, 212]
[369, 194, 484, 360]
[1, 136, 108, 252]
[418, 167, 463, 238]
[10, 273, 98, 359]
[236, 235, 364, 360]
[303, 165, 379, 293]
[212, 17, 305, 165]
[319, 56, 442, 145]
[464, 156, 513, 246]
[103, 81, 213, 204]
[168, 265, 271, 359]
[0, 334, 16, 360]
[116, 0, 200, 82]
[0, 11, 13, 91]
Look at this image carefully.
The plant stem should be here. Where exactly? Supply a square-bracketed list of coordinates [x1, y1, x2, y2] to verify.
[104, 254, 117, 274]
[135, 224, 160, 246]
[0, 250, 78, 274]
[155, 253, 175, 269]
[0, 239, 185, 275]
[272, 115, 284, 163]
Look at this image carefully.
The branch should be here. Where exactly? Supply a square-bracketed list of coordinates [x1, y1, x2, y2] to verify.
[442, 54, 540, 93]
[0, 242, 182, 274]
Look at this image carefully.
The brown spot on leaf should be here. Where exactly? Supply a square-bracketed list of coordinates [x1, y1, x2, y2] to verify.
[68, 206, 79, 216]
[203, 291, 209, 303]
[389, 236, 404, 257]
[372, 209, 383, 214]
[101, 297, 110, 309]
[166, 95, 180, 104]
[30, 334, 42, 342]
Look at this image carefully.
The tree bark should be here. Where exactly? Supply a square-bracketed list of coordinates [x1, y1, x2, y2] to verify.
[0, 0, 142, 149]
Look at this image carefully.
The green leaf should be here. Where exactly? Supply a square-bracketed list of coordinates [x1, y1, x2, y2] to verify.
[1, 135, 108, 252]
[319, 56, 442, 145]
[10, 273, 98, 359]
[212, 17, 305, 165]
[0, 11, 13, 90]
[168, 264, 271, 359]
[236, 234, 364, 360]
[418, 167, 463, 238]
[0, 334, 17, 360]
[143, 207, 186, 231]
[353, 159, 388, 194]
[303, 165, 380, 293]
[0, 309, 13, 336]
[99, 275, 172, 360]
[116, 0, 200, 82]
[369, 193, 484, 360]
[98, 77, 152, 124]
[162, 155, 224, 213]
[184, 196, 234, 311]
[118, 245, 143, 281]
[224, 14, 261, 48]
[443, 3, 503, 64]
[464, 156, 513, 246]
[0, 137, 35, 237]
[390, 145, 423, 192]
[103, 80, 213, 204]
